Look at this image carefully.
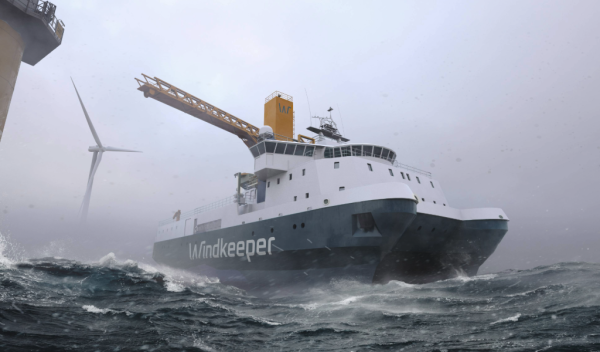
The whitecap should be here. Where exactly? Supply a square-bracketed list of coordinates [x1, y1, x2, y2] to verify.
[491, 313, 521, 325]
[450, 273, 498, 283]
[165, 281, 185, 292]
[253, 316, 282, 326]
[334, 296, 361, 305]
[82, 305, 115, 314]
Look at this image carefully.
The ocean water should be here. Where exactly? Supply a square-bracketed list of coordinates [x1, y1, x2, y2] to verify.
[1, 236, 600, 351]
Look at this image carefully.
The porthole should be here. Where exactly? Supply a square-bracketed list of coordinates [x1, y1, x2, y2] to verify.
[324, 199, 329, 205]
[293, 224, 297, 229]
[270, 227, 274, 233]
[433, 201, 436, 204]
[301, 223, 305, 228]
[422, 198, 425, 202]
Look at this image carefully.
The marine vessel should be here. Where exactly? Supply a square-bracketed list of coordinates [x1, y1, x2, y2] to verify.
[137, 76, 508, 290]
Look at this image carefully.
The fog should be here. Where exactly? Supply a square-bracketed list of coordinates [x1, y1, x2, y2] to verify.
[0, 0, 598, 273]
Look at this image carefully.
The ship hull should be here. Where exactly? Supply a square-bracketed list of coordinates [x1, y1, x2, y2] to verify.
[152, 199, 507, 292]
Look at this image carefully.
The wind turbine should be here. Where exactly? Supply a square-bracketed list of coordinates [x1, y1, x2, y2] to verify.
[71, 78, 141, 222]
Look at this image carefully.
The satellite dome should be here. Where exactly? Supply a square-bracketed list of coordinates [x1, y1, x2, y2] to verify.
[259, 126, 273, 135]
[258, 126, 275, 141]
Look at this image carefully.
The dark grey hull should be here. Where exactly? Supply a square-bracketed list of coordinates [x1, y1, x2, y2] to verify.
[153, 199, 507, 291]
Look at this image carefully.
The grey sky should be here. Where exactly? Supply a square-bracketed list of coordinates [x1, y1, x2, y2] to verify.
[0, 0, 599, 271]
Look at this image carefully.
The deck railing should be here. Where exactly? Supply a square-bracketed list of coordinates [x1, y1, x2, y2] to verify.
[6, 0, 64, 42]
[393, 161, 432, 178]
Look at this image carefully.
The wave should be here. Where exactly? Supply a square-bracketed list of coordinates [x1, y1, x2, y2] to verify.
[2, 230, 600, 351]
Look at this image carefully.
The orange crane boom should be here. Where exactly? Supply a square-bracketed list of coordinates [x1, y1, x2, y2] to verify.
[135, 74, 259, 147]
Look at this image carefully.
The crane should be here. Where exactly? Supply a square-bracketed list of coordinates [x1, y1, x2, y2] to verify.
[135, 74, 315, 146]
[135, 74, 260, 147]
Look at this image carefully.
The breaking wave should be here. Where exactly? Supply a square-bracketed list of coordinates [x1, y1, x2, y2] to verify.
[1, 232, 600, 350]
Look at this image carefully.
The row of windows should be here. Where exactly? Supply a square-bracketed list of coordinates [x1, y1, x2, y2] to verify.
[267, 169, 306, 188]
[358, 162, 435, 188]
[324, 145, 396, 163]
[266, 169, 310, 201]
[250, 141, 316, 158]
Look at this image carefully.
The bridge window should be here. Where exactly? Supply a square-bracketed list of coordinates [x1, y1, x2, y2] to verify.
[381, 149, 390, 160]
[294, 145, 306, 156]
[334, 162, 340, 169]
[284, 144, 295, 155]
[388, 151, 396, 162]
[265, 141, 276, 153]
[373, 147, 382, 158]
[363, 146, 373, 157]
[275, 143, 286, 154]
[250, 146, 260, 158]
[388, 169, 394, 176]
[257, 142, 266, 155]
[304, 146, 315, 156]
[334, 147, 342, 158]
[352, 145, 362, 156]
[341, 146, 351, 157]
[367, 163, 373, 171]
[325, 147, 334, 158]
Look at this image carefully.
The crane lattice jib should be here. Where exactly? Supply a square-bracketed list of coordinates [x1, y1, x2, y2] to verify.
[135, 74, 259, 147]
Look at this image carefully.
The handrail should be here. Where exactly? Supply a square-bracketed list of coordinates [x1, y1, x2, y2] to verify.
[265, 91, 293, 103]
[393, 161, 432, 178]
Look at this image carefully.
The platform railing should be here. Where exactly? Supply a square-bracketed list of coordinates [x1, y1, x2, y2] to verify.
[6, 0, 64, 42]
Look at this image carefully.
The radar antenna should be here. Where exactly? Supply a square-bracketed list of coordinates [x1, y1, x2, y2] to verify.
[307, 107, 349, 142]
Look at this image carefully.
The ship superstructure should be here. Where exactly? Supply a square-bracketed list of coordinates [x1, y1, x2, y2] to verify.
[137, 75, 508, 290]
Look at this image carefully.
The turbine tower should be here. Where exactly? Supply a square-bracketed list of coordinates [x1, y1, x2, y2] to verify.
[71, 79, 141, 222]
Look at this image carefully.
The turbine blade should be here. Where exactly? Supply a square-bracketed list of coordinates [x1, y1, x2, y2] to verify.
[71, 77, 103, 148]
[88, 151, 98, 181]
[80, 151, 103, 222]
[103, 146, 142, 153]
